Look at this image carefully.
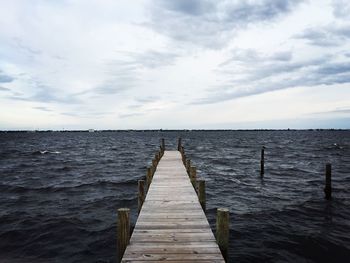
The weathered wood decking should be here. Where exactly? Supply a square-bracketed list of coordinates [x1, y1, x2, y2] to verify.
[121, 150, 225, 262]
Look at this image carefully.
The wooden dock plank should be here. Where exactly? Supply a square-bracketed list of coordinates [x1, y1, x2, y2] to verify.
[121, 151, 225, 262]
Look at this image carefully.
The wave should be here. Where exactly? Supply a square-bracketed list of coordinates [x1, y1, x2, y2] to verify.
[32, 150, 61, 155]
[0, 178, 140, 194]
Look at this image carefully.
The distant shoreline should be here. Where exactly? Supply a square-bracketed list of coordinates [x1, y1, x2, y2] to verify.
[0, 129, 349, 133]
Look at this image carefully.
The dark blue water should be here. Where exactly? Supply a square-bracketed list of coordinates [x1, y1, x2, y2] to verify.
[0, 130, 349, 262]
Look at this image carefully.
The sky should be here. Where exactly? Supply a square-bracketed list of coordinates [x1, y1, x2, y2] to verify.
[0, 0, 350, 130]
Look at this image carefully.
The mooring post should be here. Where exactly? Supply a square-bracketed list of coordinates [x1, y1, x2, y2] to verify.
[260, 146, 265, 177]
[138, 180, 145, 214]
[155, 153, 159, 163]
[159, 146, 164, 157]
[190, 166, 197, 189]
[182, 153, 186, 165]
[198, 179, 206, 211]
[117, 208, 130, 263]
[324, 163, 332, 200]
[161, 138, 165, 151]
[152, 159, 157, 174]
[177, 137, 182, 151]
[146, 167, 152, 190]
[186, 159, 191, 175]
[216, 208, 229, 262]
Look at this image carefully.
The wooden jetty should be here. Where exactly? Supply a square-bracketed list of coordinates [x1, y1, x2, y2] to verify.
[118, 141, 228, 262]
[117, 138, 335, 262]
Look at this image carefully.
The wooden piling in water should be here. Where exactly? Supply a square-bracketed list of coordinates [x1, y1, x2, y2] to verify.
[260, 146, 265, 177]
[190, 166, 197, 189]
[161, 138, 165, 151]
[177, 137, 182, 151]
[186, 159, 191, 174]
[138, 180, 145, 214]
[117, 208, 130, 263]
[216, 208, 229, 262]
[159, 146, 164, 157]
[146, 167, 152, 190]
[324, 163, 332, 200]
[152, 159, 157, 173]
[155, 153, 159, 163]
[198, 179, 206, 211]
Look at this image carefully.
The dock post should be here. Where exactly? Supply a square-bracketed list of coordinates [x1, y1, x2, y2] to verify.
[186, 159, 191, 174]
[152, 159, 157, 174]
[182, 152, 186, 165]
[117, 208, 130, 263]
[190, 166, 197, 189]
[161, 138, 165, 151]
[198, 179, 206, 211]
[260, 146, 265, 177]
[324, 163, 332, 200]
[146, 167, 152, 190]
[216, 208, 229, 262]
[138, 180, 145, 213]
[177, 137, 182, 151]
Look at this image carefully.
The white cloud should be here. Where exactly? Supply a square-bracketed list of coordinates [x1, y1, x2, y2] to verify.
[0, 0, 349, 129]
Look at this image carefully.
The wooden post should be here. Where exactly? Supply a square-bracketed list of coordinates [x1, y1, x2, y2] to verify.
[182, 153, 186, 165]
[161, 138, 165, 151]
[117, 208, 130, 263]
[152, 159, 157, 173]
[190, 166, 197, 189]
[324, 163, 332, 200]
[146, 167, 152, 190]
[186, 159, 191, 174]
[260, 146, 265, 177]
[177, 137, 182, 151]
[138, 180, 145, 213]
[198, 179, 206, 211]
[216, 208, 229, 262]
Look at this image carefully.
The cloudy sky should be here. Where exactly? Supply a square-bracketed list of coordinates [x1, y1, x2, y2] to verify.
[0, 0, 350, 130]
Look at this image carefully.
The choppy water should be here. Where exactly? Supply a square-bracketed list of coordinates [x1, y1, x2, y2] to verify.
[0, 130, 349, 263]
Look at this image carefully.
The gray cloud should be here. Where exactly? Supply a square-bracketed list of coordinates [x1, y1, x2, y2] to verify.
[191, 49, 350, 105]
[61, 111, 113, 118]
[332, 0, 350, 20]
[149, 0, 303, 48]
[83, 50, 178, 96]
[33, 106, 52, 112]
[119, 112, 145, 118]
[0, 71, 15, 83]
[295, 24, 350, 46]
[0, 86, 11, 91]
[219, 49, 293, 67]
[127, 51, 179, 68]
[135, 96, 159, 103]
[7, 79, 80, 104]
[92, 77, 135, 95]
[311, 108, 350, 115]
